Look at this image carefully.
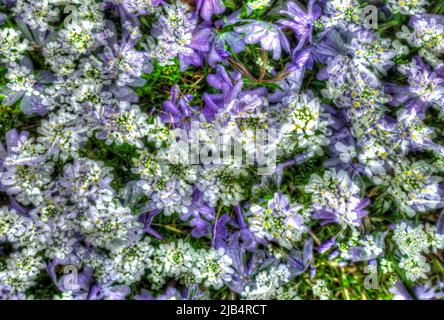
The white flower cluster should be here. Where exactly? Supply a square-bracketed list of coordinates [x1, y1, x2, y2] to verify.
[241, 264, 295, 300]
[305, 169, 366, 227]
[338, 230, 385, 262]
[247, 0, 273, 11]
[13, 0, 60, 32]
[320, 0, 363, 30]
[0, 249, 45, 294]
[147, 2, 198, 67]
[393, 222, 444, 282]
[248, 192, 308, 250]
[117, 0, 160, 16]
[397, 15, 444, 66]
[0, 28, 30, 63]
[133, 143, 198, 216]
[148, 241, 234, 290]
[198, 164, 248, 207]
[96, 102, 150, 148]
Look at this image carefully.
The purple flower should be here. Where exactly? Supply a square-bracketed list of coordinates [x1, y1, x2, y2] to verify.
[437, 210, 444, 235]
[385, 56, 444, 113]
[148, 3, 212, 71]
[195, 0, 226, 22]
[206, 29, 245, 66]
[347, 233, 386, 262]
[209, 9, 245, 65]
[139, 209, 163, 240]
[278, 0, 321, 51]
[375, 110, 444, 156]
[188, 194, 216, 238]
[136, 285, 209, 300]
[314, 29, 388, 87]
[324, 129, 364, 176]
[105, 0, 163, 17]
[286, 238, 313, 274]
[211, 213, 234, 249]
[234, 20, 290, 60]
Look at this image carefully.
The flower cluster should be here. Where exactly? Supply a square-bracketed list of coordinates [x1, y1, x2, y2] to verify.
[0, 0, 444, 301]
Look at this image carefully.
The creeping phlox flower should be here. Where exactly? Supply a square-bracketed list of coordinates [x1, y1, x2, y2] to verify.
[0, 0, 444, 301]
[111, 0, 162, 16]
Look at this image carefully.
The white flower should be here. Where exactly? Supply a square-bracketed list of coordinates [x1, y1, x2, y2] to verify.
[146, 117, 173, 148]
[0, 207, 32, 244]
[335, 142, 357, 164]
[97, 102, 149, 148]
[241, 264, 293, 300]
[247, 0, 272, 11]
[5, 63, 38, 97]
[198, 164, 248, 207]
[0, 249, 45, 294]
[61, 21, 96, 54]
[387, 0, 429, 15]
[1, 162, 54, 207]
[197, 248, 234, 289]
[108, 239, 153, 285]
[312, 279, 330, 300]
[0, 28, 30, 63]
[278, 93, 330, 156]
[14, 0, 60, 32]
[393, 222, 444, 281]
[399, 255, 430, 282]
[154, 240, 195, 278]
[305, 169, 361, 210]
[37, 111, 88, 161]
[387, 161, 442, 216]
[248, 192, 308, 249]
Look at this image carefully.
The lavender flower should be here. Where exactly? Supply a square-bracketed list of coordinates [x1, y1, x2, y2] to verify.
[278, 0, 321, 51]
[195, 0, 225, 22]
[234, 20, 290, 60]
